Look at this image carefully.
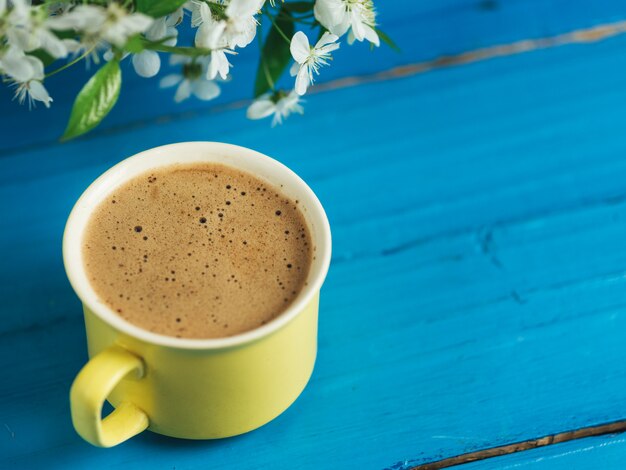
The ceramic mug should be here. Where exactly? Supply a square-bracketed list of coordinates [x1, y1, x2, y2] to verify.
[63, 142, 331, 447]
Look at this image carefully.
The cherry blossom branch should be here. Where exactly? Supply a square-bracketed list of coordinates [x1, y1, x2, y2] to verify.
[0, 0, 388, 137]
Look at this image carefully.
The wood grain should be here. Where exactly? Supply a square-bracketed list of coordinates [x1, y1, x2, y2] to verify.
[4, 6, 626, 470]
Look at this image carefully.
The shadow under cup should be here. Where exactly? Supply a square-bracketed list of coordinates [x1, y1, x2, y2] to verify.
[63, 142, 332, 447]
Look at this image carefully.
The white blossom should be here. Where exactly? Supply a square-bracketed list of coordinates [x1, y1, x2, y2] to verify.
[131, 16, 179, 78]
[3, 4, 64, 58]
[208, 48, 235, 80]
[314, 0, 379, 46]
[159, 55, 221, 103]
[0, 0, 382, 123]
[194, 2, 235, 80]
[0, 46, 34, 82]
[222, 0, 263, 48]
[44, 4, 101, 32]
[7, 52, 52, 108]
[192, 0, 263, 50]
[187, 1, 204, 28]
[289, 31, 339, 95]
[247, 90, 303, 126]
[50, 3, 153, 48]
[147, 15, 180, 47]
[167, 6, 185, 27]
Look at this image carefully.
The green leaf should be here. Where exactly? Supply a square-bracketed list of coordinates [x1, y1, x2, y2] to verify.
[61, 60, 122, 141]
[254, 10, 295, 97]
[284, 1, 314, 13]
[135, 0, 187, 18]
[375, 27, 400, 52]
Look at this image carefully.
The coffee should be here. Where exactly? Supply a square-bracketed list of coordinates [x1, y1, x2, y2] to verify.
[82, 163, 312, 339]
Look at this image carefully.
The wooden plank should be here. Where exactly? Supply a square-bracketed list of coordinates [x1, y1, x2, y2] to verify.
[1, 0, 626, 154]
[4, 30, 626, 469]
[458, 433, 626, 469]
[4, 34, 626, 332]
[4, 242, 626, 468]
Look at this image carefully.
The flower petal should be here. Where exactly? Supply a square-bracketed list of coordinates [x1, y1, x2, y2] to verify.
[174, 80, 192, 102]
[199, 1, 211, 23]
[9, 0, 30, 24]
[46, 12, 83, 30]
[315, 32, 339, 49]
[39, 30, 68, 59]
[226, 0, 262, 20]
[28, 81, 53, 108]
[208, 21, 227, 49]
[206, 54, 219, 80]
[0, 47, 34, 82]
[103, 24, 126, 47]
[195, 23, 212, 48]
[23, 55, 45, 80]
[363, 24, 380, 46]
[133, 50, 161, 78]
[166, 7, 184, 27]
[102, 49, 115, 62]
[163, 26, 179, 46]
[124, 13, 154, 35]
[247, 97, 275, 120]
[189, 1, 203, 27]
[192, 79, 221, 101]
[347, 29, 355, 45]
[160, 74, 182, 88]
[290, 31, 310, 64]
[7, 28, 38, 52]
[169, 54, 190, 66]
[283, 90, 304, 114]
[294, 64, 310, 95]
[289, 62, 300, 77]
[209, 50, 231, 80]
[146, 18, 167, 41]
[228, 17, 258, 48]
[313, 0, 347, 35]
[51, 5, 106, 33]
[351, 15, 366, 42]
[316, 41, 340, 55]
[62, 38, 82, 54]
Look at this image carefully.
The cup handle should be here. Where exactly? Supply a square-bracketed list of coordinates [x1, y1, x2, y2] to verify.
[70, 345, 149, 447]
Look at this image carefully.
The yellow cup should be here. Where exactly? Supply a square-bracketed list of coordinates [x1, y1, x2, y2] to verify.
[63, 142, 331, 447]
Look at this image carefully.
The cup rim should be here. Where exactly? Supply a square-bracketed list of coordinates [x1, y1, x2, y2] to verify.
[63, 142, 331, 350]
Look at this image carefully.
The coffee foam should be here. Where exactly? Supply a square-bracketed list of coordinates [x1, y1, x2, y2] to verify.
[82, 163, 312, 339]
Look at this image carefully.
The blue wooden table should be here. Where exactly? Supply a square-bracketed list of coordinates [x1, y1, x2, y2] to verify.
[4, 1, 626, 468]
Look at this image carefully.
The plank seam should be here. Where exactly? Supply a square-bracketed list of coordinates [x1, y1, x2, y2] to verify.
[404, 420, 626, 470]
[2, 20, 626, 158]
[314, 20, 626, 94]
